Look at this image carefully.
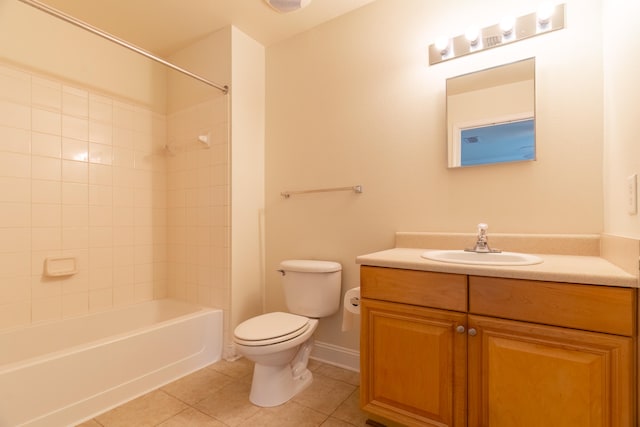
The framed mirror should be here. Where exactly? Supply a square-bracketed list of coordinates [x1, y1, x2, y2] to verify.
[446, 58, 535, 168]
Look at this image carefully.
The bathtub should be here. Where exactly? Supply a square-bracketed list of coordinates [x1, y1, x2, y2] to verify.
[0, 299, 222, 427]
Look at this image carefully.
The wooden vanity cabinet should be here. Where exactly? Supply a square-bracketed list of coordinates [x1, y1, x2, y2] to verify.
[467, 315, 634, 427]
[360, 266, 468, 427]
[361, 299, 467, 426]
[360, 266, 637, 427]
[468, 276, 636, 427]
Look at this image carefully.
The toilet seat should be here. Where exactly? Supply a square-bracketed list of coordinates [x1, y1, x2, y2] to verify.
[234, 312, 310, 346]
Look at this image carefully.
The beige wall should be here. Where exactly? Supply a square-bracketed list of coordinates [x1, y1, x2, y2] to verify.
[230, 27, 266, 357]
[0, 0, 167, 112]
[265, 0, 605, 351]
[603, 1, 640, 239]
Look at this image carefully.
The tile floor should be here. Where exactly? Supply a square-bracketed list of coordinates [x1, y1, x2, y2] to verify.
[76, 358, 373, 427]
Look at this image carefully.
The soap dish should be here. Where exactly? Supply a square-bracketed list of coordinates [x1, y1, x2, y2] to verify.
[44, 256, 78, 277]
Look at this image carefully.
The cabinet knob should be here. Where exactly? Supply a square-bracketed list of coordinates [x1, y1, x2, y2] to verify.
[468, 328, 478, 337]
[456, 325, 465, 334]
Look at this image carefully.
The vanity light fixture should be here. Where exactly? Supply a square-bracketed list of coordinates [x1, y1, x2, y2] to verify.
[429, 3, 565, 65]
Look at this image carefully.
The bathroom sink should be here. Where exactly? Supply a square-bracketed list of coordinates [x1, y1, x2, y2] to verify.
[421, 250, 543, 266]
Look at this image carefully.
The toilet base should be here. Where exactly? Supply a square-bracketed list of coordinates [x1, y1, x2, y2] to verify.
[248, 338, 315, 407]
[249, 364, 313, 407]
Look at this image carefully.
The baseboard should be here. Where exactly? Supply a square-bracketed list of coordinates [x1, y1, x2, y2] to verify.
[311, 340, 360, 372]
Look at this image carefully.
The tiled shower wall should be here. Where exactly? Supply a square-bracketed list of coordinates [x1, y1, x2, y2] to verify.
[166, 97, 230, 314]
[0, 61, 230, 331]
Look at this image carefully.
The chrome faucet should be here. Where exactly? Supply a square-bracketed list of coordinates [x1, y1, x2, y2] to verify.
[465, 223, 501, 253]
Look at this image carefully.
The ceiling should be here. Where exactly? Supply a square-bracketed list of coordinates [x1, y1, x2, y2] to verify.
[36, 0, 377, 56]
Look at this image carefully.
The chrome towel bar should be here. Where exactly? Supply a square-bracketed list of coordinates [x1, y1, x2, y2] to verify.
[281, 185, 363, 199]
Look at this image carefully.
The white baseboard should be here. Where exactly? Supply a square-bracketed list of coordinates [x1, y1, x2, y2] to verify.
[310, 340, 360, 372]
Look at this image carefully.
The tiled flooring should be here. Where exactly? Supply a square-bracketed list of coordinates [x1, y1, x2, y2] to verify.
[77, 358, 371, 427]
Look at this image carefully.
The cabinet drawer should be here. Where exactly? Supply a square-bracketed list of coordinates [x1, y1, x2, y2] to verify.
[360, 266, 467, 312]
[469, 276, 636, 336]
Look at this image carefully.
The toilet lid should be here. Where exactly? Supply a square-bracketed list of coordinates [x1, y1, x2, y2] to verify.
[234, 312, 309, 345]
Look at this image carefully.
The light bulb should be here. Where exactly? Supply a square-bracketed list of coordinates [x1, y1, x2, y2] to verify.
[465, 26, 480, 46]
[500, 16, 515, 36]
[435, 36, 449, 54]
[537, 1, 554, 25]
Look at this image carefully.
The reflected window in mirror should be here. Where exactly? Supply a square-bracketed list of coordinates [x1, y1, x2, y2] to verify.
[446, 58, 535, 168]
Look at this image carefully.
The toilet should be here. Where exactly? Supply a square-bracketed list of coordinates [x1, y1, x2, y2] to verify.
[233, 259, 342, 407]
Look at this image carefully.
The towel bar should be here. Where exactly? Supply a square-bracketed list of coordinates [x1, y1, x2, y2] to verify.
[281, 185, 363, 198]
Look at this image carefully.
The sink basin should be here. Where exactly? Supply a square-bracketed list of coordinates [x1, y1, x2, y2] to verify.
[421, 250, 543, 266]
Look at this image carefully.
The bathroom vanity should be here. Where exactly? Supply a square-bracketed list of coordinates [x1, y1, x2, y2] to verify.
[357, 233, 639, 427]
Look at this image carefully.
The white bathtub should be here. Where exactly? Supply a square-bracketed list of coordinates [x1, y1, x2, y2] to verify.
[0, 299, 222, 427]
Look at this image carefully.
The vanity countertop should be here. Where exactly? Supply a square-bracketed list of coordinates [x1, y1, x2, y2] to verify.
[356, 247, 639, 288]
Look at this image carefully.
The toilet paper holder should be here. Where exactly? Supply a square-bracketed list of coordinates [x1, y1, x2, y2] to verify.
[349, 296, 360, 307]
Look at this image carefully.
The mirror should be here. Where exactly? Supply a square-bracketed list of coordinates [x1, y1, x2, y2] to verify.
[446, 58, 535, 168]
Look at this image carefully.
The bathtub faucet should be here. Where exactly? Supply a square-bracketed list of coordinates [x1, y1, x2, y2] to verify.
[465, 223, 501, 253]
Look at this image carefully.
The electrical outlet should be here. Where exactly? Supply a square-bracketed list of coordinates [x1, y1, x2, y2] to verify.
[628, 174, 638, 215]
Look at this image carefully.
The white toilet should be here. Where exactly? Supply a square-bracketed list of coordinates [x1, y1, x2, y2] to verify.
[233, 259, 342, 407]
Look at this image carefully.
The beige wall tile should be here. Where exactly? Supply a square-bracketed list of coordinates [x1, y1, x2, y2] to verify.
[113, 283, 134, 307]
[0, 126, 30, 154]
[62, 137, 88, 161]
[0, 301, 30, 330]
[62, 270, 89, 294]
[89, 163, 112, 185]
[0, 228, 30, 253]
[89, 205, 113, 227]
[0, 202, 30, 227]
[89, 94, 113, 123]
[62, 159, 89, 183]
[63, 227, 89, 249]
[32, 108, 61, 135]
[31, 203, 61, 227]
[32, 179, 61, 204]
[31, 132, 61, 159]
[32, 76, 61, 111]
[62, 86, 88, 118]
[0, 276, 30, 304]
[62, 205, 89, 228]
[0, 61, 228, 332]
[89, 287, 112, 311]
[31, 227, 61, 251]
[32, 295, 62, 323]
[31, 156, 61, 181]
[62, 291, 88, 318]
[0, 65, 30, 105]
[89, 143, 113, 165]
[134, 282, 153, 302]
[89, 121, 112, 145]
[62, 115, 88, 140]
[0, 100, 30, 129]
[0, 152, 30, 178]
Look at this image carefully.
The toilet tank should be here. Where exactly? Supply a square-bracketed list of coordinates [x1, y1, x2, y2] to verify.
[279, 260, 342, 318]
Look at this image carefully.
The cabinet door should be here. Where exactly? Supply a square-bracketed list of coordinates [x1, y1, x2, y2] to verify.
[467, 315, 635, 427]
[361, 298, 467, 427]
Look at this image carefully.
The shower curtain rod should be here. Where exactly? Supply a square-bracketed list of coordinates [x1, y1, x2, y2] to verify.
[18, 0, 229, 94]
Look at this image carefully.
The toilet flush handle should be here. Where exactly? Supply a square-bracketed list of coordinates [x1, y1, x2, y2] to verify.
[277, 269, 286, 276]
